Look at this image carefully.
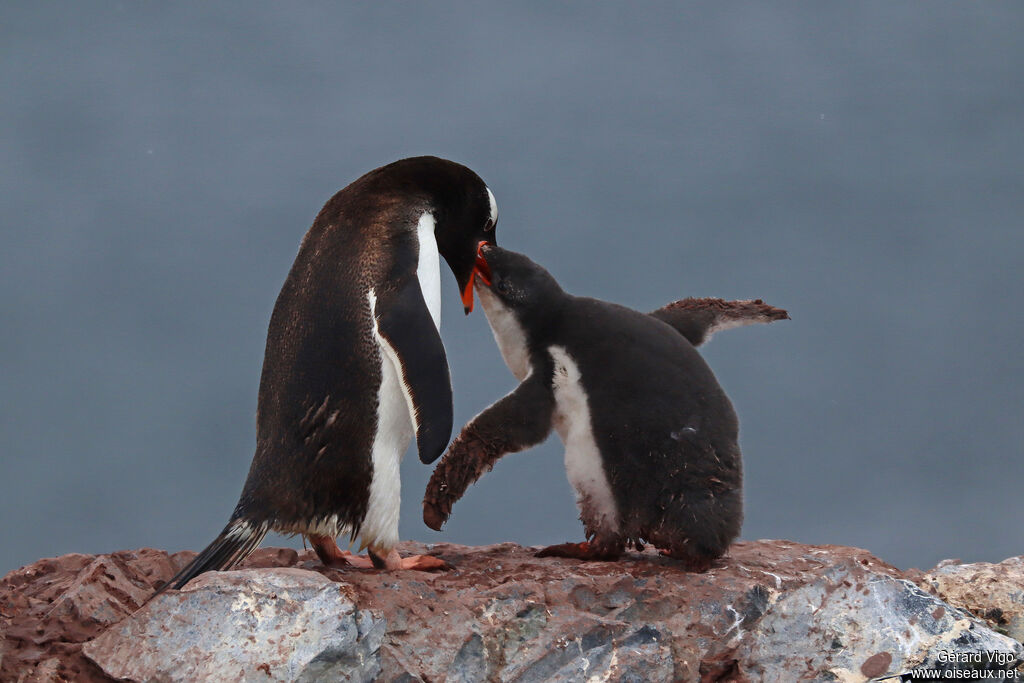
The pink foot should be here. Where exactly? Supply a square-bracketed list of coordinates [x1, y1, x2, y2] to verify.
[309, 536, 450, 571]
[369, 547, 450, 571]
[308, 534, 368, 568]
[399, 554, 450, 571]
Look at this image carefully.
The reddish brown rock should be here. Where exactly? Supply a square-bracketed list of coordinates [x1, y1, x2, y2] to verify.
[0, 547, 282, 682]
[1, 541, 1021, 682]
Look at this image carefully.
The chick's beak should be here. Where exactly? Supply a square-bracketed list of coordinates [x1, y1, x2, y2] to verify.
[474, 243, 493, 286]
[461, 241, 493, 314]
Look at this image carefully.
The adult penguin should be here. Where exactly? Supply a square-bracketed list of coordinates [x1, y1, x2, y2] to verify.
[158, 156, 497, 593]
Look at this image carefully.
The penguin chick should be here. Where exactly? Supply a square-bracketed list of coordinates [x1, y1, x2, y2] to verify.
[155, 157, 498, 596]
[423, 246, 787, 570]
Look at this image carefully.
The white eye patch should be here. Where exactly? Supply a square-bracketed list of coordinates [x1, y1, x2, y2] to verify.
[486, 186, 498, 225]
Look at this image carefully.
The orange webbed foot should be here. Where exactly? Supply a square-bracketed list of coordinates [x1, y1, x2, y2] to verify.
[369, 547, 450, 571]
[310, 536, 450, 571]
[308, 534, 378, 569]
[398, 554, 451, 571]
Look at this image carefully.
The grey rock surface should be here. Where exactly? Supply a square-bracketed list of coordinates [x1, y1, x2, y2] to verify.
[740, 566, 1021, 681]
[82, 568, 385, 683]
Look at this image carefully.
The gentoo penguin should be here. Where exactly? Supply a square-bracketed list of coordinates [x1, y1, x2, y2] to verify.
[422, 246, 787, 569]
[158, 157, 498, 593]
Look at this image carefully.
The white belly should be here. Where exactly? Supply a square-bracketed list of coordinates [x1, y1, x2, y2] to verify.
[548, 345, 620, 534]
[358, 214, 441, 550]
[362, 290, 416, 551]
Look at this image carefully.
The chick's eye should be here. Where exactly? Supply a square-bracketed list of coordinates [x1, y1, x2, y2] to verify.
[495, 280, 511, 294]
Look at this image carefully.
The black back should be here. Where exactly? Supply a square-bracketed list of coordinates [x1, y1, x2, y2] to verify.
[552, 299, 741, 538]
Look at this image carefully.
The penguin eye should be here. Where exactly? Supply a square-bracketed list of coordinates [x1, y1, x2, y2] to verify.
[495, 279, 511, 295]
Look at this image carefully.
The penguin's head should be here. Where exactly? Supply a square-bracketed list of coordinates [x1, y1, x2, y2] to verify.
[413, 159, 498, 315]
[473, 245, 564, 323]
[361, 156, 498, 314]
[436, 179, 498, 315]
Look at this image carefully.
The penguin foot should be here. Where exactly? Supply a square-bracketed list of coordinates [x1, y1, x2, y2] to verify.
[400, 554, 451, 571]
[370, 547, 450, 571]
[310, 537, 449, 571]
[308, 534, 375, 569]
[535, 541, 622, 561]
[337, 553, 376, 569]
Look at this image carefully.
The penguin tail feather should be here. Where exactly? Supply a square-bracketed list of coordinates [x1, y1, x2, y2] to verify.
[650, 297, 789, 347]
[148, 519, 268, 602]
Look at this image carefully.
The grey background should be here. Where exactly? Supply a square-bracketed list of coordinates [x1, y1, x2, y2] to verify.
[2, 3, 1022, 575]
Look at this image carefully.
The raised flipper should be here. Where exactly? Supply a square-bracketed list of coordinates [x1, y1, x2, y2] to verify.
[373, 276, 453, 465]
[423, 368, 555, 530]
[649, 298, 789, 347]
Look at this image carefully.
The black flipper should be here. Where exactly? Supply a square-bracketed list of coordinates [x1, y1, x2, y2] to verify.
[649, 298, 789, 347]
[423, 367, 555, 530]
[374, 276, 454, 465]
[149, 519, 268, 600]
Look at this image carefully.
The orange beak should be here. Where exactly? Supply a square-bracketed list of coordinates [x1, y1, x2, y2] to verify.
[461, 241, 493, 313]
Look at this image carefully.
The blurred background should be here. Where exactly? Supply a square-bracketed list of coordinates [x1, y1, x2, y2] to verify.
[2, 3, 1022, 575]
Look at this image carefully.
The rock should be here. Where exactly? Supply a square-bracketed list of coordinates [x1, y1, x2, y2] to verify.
[919, 556, 1024, 642]
[0, 547, 324, 682]
[0, 549, 169, 682]
[2, 541, 1022, 682]
[82, 569, 385, 682]
[737, 565, 1019, 681]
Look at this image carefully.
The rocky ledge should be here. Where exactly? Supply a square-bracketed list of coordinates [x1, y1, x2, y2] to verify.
[1, 541, 1022, 682]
